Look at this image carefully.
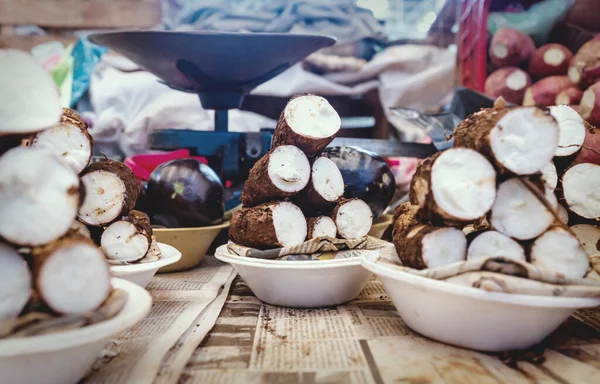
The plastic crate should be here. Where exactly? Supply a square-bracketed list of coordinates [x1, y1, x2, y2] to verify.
[457, 0, 491, 92]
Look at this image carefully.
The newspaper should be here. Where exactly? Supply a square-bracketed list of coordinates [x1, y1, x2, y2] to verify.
[181, 277, 600, 384]
[83, 256, 236, 384]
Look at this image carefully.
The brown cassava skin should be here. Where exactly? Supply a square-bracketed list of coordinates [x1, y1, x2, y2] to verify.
[331, 198, 368, 238]
[556, 86, 584, 105]
[392, 202, 443, 269]
[79, 159, 141, 224]
[569, 39, 600, 89]
[229, 203, 297, 249]
[306, 217, 333, 239]
[240, 148, 304, 207]
[489, 28, 535, 67]
[31, 232, 111, 313]
[124, 210, 153, 247]
[484, 67, 530, 105]
[271, 94, 338, 156]
[522, 76, 574, 107]
[580, 81, 600, 126]
[573, 122, 600, 166]
[528, 44, 573, 80]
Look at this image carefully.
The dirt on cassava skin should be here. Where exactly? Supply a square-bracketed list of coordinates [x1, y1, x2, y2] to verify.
[229, 203, 286, 249]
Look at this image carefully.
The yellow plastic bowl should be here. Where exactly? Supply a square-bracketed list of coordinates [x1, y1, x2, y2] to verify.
[153, 221, 230, 273]
[368, 214, 393, 239]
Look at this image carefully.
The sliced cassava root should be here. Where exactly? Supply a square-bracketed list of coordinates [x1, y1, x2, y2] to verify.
[562, 163, 600, 219]
[528, 44, 573, 79]
[271, 94, 341, 156]
[0, 147, 80, 246]
[0, 49, 62, 135]
[484, 67, 530, 105]
[32, 233, 111, 315]
[556, 86, 583, 106]
[568, 38, 600, 89]
[332, 198, 373, 239]
[229, 202, 307, 249]
[530, 226, 589, 279]
[392, 203, 466, 269]
[489, 27, 535, 68]
[410, 148, 496, 224]
[580, 81, 600, 126]
[69, 220, 91, 239]
[101, 210, 152, 262]
[453, 107, 558, 175]
[78, 158, 140, 226]
[296, 156, 344, 210]
[523, 76, 574, 108]
[240, 145, 310, 207]
[29, 108, 93, 174]
[549, 105, 587, 157]
[307, 216, 337, 239]
[466, 231, 525, 262]
[490, 177, 558, 240]
[541, 162, 558, 190]
[0, 242, 32, 322]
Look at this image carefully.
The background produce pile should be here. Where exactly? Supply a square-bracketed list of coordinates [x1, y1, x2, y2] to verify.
[392, 99, 600, 280]
[229, 94, 396, 250]
[0, 50, 156, 338]
[484, 27, 600, 128]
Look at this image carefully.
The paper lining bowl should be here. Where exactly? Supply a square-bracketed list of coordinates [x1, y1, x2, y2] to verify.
[360, 252, 600, 352]
[214, 243, 376, 308]
[368, 214, 393, 239]
[0, 278, 152, 384]
[110, 243, 182, 287]
[153, 221, 230, 273]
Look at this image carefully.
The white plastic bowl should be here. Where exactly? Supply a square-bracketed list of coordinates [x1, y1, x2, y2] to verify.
[361, 253, 600, 352]
[110, 243, 182, 287]
[0, 278, 152, 384]
[215, 244, 374, 308]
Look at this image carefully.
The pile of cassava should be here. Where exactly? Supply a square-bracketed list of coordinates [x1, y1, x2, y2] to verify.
[0, 49, 156, 337]
[393, 98, 600, 280]
[484, 28, 600, 128]
[229, 94, 374, 249]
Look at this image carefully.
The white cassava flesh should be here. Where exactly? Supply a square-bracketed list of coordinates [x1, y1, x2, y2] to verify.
[570, 224, 600, 257]
[284, 95, 341, 139]
[489, 108, 559, 174]
[549, 105, 586, 157]
[101, 221, 150, 262]
[530, 227, 589, 279]
[557, 204, 570, 225]
[79, 171, 126, 225]
[307, 216, 337, 239]
[421, 228, 467, 268]
[0, 49, 62, 135]
[35, 240, 111, 315]
[30, 122, 92, 173]
[268, 146, 311, 193]
[540, 162, 558, 190]
[0, 147, 80, 246]
[70, 220, 91, 238]
[490, 178, 558, 240]
[0, 242, 31, 322]
[272, 202, 307, 247]
[334, 199, 373, 239]
[467, 231, 526, 261]
[311, 157, 344, 202]
[430, 148, 496, 221]
[562, 163, 600, 219]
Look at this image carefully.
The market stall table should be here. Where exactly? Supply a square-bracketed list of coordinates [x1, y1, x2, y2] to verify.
[84, 257, 600, 384]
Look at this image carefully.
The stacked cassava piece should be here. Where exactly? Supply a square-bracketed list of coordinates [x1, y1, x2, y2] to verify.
[0, 50, 154, 331]
[230, 94, 374, 249]
[393, 98, 597, 280]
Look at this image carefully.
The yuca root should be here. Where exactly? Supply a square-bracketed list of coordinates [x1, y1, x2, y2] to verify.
[101, 210, 153, 262]
[489, 28, 535, 68]
[392, 202, 466, 269]
[580, 81, 600, 126]
[307, 216, 337, 239]
[409, 148, 496, 224]
[522, 76, 574, 108]
[556, 86, 583, 105]
[530, 226, 590, 279]
[466, 230, 525, 262]
[32, 232, 112, 315]
[490, 176, 558, 240]
[528, 44, 573, 79]
[271, 94, 341, 156]
[568, 38, 600, 89]
[295, 156, 344, 210]
[549, 105, 587, 158]
[332, 198, 373, 239]
[0, 242, 32, 322]
[78, 158, 141, 226]
[30, 107, 93, 174]
[240, 145, 310, 207]
[0, 147, 81, 246]
[484, 68, 531, 105]
[69, 220, 91, 239]
[540, 162, 558, 190]
[229, 201, 307, 249]
[562, 163, 600, 219]
[453, 107, 559, 175]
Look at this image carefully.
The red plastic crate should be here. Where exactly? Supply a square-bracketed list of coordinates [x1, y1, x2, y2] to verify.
[457, 0, 492, 92]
